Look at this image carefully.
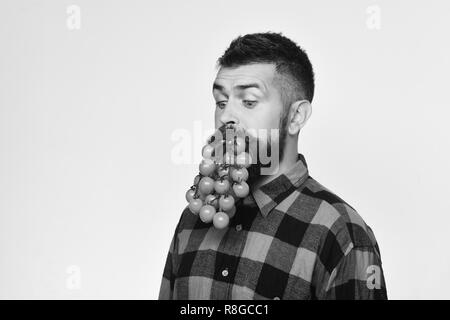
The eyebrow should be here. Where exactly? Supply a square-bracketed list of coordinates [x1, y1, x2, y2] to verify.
[212, 82, 265, 94]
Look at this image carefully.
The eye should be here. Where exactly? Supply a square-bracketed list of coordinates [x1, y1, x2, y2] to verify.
[243, 100, 258, 108]
[216, 101, 227, 109]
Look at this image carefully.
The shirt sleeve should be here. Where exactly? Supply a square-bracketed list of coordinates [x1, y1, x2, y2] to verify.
[316, 244, 388, 300]
[158, 213, 183, 300]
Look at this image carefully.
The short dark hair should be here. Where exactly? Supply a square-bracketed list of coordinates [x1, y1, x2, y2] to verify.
[217, 32, 315, 108]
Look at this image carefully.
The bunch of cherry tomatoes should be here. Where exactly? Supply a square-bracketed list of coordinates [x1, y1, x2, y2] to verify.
[185, 124, 252, 229]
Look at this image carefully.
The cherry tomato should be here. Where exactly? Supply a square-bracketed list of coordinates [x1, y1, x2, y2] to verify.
[214, 178, 230, 194]
[219, 194, 235, 211]
[205, 194, 219, 209]
[214, 147, 230, 166]
[199, 205, 216, 223]
[213, 212, 230, 229]
[199, 177, 215, 195]
[202, 144, 215, 159]
[231, 167, 249, 182]
[228, 182, 238, 199]
[217, 166, 229, 178]
[236, 152, 252, 168]
[185, 188, 196, 203]
[189, 198, 203, 215]
[234, 137, 246, 155]
[233, 181, 250, 198]
[199, 159, 216, 176]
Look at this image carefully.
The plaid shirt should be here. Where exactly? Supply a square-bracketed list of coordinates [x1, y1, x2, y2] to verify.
[159, 153, 387, 300]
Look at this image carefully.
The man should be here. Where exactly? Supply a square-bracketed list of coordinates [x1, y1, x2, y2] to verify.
[159, 32, 387, 300]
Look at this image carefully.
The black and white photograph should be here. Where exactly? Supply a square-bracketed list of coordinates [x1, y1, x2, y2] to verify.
[1, 0, 449, 304]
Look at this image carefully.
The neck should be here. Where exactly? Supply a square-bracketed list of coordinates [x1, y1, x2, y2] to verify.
[249, 145, 298, 190]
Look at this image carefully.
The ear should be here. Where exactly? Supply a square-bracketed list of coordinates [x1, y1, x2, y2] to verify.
[288, 100, 312, 135]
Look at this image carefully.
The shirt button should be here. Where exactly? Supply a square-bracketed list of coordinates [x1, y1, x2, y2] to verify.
[222, 269, 229, 277]
[235, 224, 242, 232]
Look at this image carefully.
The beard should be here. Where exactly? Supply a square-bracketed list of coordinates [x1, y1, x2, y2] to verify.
[246, 126, 287, 185]
[210, 119, 288, 186]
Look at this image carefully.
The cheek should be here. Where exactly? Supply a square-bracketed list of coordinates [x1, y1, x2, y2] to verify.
[214, 110, 222, 129]
[214, 116, 219, 129]
[256, 110, 281, 130]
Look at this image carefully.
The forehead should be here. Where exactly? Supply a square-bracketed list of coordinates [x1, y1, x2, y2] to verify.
[214, 63, 277, 89]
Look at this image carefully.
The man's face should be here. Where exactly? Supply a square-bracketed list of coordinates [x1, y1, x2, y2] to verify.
[212, 63, 286, 167]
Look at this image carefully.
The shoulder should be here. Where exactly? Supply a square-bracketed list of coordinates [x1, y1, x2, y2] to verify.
[290, 176, 381, 254]
[175, 205, 199, 231]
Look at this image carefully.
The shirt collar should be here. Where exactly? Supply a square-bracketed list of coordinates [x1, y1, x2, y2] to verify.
[244, 153, 309, 218]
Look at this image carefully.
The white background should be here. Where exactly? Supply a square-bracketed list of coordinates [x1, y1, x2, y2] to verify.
[1, 0, 449, 299]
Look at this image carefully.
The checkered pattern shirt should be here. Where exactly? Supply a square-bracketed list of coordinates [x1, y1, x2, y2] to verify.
[159, 153, 387, 300]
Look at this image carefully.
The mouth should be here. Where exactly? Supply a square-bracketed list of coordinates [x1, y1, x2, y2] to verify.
[207, 123, 256, 165]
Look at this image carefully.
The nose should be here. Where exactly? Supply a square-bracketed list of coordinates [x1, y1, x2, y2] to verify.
[219, 102, 239, 127]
